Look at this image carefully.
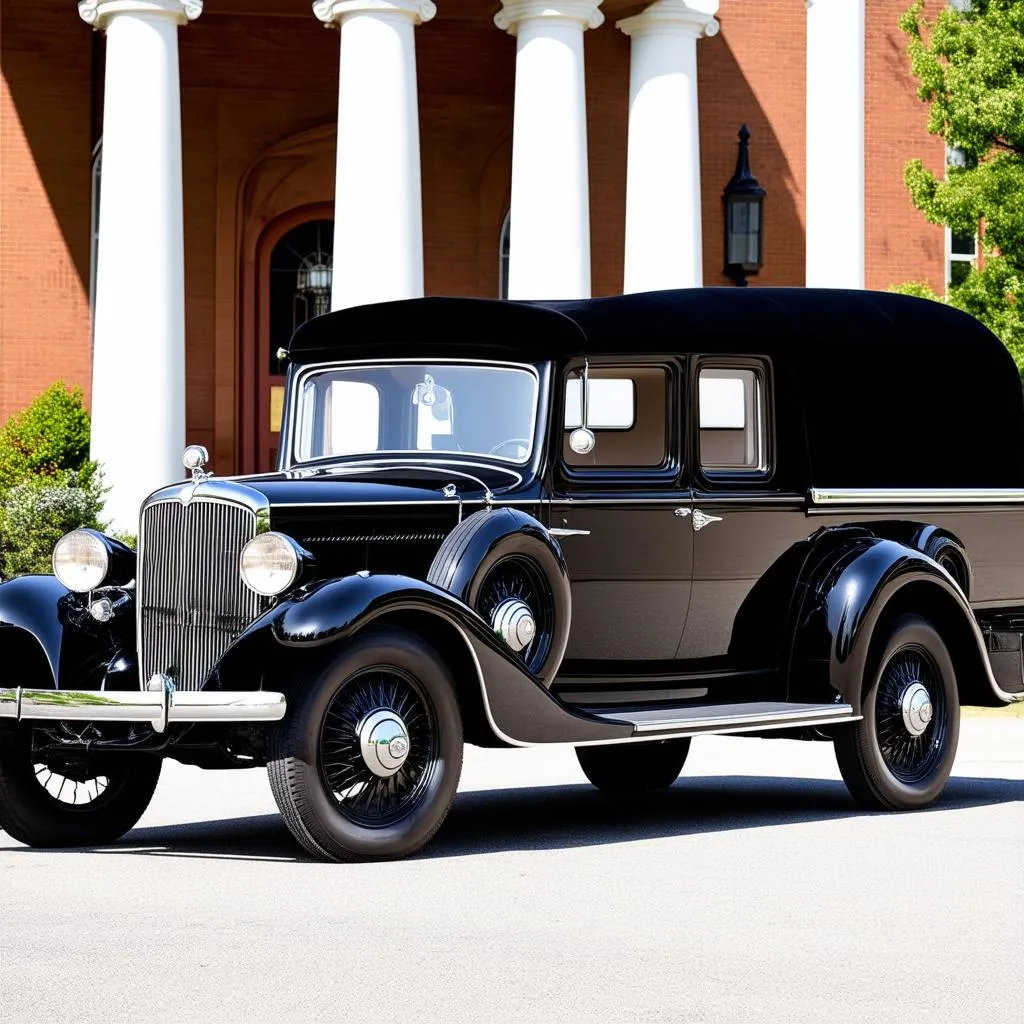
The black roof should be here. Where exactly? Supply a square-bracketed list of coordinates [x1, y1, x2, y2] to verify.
[287, 286, 1004, 361]
[287, 288, 1024, 488]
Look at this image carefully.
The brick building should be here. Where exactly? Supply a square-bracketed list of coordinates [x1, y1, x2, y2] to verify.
[1, 0, 944, 527]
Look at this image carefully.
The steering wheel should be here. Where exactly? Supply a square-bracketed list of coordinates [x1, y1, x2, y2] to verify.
[488, 438, 530, 458]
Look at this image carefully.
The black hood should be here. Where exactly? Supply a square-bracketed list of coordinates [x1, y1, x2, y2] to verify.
[226, 461, 522, 508]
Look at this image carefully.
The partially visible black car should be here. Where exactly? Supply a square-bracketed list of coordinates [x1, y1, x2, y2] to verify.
[2, 288, 1022, 861]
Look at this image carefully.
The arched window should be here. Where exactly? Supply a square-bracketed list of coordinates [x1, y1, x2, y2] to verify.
[89, 139, 102, 315]
[268, 219, 334, 376]
[498, 210, 511, 299]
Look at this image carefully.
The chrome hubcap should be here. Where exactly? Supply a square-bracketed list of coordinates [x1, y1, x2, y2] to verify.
[491, 597, 536, 653]
[900, 681, 934, 737]
[358, 708, 411, 779]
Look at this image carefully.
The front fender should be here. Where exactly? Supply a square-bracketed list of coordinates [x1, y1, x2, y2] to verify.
[0, 575, 139, 691]
[0, 575, 71, 686]
[220, 573, 630, 746]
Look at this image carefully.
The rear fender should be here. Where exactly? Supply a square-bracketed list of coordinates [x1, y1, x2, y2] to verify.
[222, 573, 631, 746]
[793, 537, 1010, 710]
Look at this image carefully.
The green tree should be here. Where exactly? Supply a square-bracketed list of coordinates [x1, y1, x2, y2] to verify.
[897, 0, 1024, 375]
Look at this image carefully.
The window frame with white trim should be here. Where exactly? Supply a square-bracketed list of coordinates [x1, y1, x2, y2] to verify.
[693, 356, 774, 485]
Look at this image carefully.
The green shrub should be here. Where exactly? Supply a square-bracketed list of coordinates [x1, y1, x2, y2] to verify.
[0, 382, 93, 490]
[0, 384, 107, 579]
[0, 473, 105, 579]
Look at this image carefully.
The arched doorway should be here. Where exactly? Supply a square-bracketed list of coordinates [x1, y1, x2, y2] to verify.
[235, 125, 336, 476]
[245, 204, 334, 473]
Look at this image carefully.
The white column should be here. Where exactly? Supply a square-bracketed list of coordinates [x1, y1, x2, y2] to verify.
[806, 0, 864, 287]
[314, 0, 434, 310]
[495, 1, 603, 300]
[618, 1, 718, 293]
[78, 0, 200, 533]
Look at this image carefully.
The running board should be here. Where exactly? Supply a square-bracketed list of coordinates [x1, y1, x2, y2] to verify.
[585, 701, 859, 739]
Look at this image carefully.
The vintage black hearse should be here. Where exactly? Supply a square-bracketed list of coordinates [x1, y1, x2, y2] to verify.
[1, 288, 1022, 861]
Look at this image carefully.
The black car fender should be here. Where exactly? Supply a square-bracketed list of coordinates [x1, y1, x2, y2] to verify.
[0, 575, 69, 687]
[221, 572, 627, 747]
[0, 575, 138, 692]
[791, 535, 1004, 711]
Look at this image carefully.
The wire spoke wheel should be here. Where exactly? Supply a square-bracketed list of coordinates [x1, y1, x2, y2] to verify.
[476, 554, 554, 675]
[319, 667, 439, 830]
[874, 644, 948, 785]
[33, 761, 112, 807]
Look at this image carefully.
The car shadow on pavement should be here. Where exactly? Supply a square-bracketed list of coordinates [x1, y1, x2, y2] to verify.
[4, 772, 1020, 862]
[425, 773, 1024, 859]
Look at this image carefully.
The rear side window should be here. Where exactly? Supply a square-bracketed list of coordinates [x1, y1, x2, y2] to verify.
[563, 366, 668, 468]
[699, 366, 767, 473]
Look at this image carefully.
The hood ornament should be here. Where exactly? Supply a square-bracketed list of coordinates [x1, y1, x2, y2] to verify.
[182, 445, 213, 484]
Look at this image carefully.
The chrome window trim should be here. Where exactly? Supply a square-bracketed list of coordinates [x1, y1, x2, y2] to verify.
[810, 488, 1024, 506]
[283, 358, 541, 471]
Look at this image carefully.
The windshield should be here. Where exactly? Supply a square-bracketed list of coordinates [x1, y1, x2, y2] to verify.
[292, 362, 539, 465]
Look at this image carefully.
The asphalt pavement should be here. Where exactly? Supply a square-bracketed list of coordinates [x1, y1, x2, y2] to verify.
[2, 715, 1022, 1024]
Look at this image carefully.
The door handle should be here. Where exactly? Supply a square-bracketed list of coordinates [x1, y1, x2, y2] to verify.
[674, 508, 691, 517]
[692, 509, 723, 531]
[549, 527, 590, 538]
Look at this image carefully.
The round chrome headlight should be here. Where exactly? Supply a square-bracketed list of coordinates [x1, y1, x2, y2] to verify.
[53, 529, 110, 593]
[239, 532, 300, 597]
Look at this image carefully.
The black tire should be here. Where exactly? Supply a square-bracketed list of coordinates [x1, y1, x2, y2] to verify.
[427, 508, 571, 685]
[576, 738, 691, 794]
[835, 613, 960, 811]
[0, 728, 161, 847]
[267, 627, 463, 862]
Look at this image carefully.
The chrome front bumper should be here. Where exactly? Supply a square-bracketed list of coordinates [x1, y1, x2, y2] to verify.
[0, 683, 286, 734]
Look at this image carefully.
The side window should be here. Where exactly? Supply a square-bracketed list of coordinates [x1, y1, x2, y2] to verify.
[563, 365, 668, 468]
[698, 365, 767, 474]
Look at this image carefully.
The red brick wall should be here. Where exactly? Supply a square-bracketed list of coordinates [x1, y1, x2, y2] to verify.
[865, 0, 945, 293]
[0, 0, 95, 423]
[699, 0, 807, 287]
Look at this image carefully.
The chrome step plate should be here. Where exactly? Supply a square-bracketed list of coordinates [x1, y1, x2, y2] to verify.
[586, 701, 858, 738]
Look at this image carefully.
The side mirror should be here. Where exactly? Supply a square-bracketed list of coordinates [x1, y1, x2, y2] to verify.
[568, 360, 596, 455]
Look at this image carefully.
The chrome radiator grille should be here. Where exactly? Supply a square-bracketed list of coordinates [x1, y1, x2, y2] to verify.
[139, 499, 266, 691]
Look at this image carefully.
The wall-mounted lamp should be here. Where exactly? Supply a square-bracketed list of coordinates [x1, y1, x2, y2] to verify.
[723, 124, 767, 287]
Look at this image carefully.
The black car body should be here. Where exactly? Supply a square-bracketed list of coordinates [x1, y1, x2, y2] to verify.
[2, 288, 1022, 860]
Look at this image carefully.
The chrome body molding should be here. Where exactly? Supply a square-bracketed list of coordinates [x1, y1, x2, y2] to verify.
[548, 527, 590, 538]
[809, 488, 1024, 507]
[0, 684, 286, 734]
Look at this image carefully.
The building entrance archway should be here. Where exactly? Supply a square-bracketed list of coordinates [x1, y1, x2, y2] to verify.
[251, 210, 333, 471]
[236, 124, 336, 474]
